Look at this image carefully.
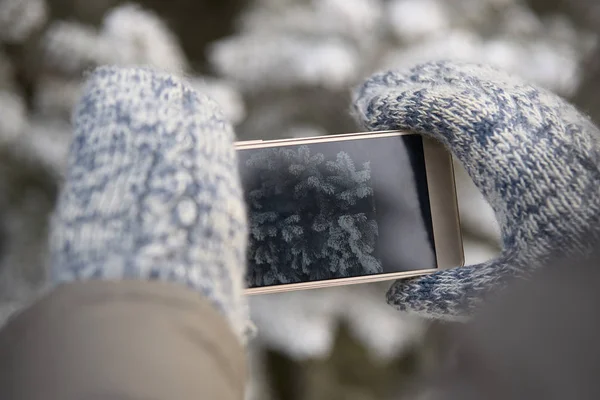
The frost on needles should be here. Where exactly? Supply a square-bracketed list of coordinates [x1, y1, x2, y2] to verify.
[245, 145, 381, 286]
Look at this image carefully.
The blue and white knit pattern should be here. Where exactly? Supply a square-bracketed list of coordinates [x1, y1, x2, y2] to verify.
[353, 60, 600, 319]
[49, 66, 249, 340]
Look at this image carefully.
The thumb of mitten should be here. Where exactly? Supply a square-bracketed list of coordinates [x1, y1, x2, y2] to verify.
[353, 60, 600, 319]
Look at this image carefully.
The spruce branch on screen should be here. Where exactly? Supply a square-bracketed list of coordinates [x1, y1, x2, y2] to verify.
[245, 145, 381, 287]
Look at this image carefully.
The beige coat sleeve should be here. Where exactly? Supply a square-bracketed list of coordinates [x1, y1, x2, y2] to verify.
[0, 280, 246, 400]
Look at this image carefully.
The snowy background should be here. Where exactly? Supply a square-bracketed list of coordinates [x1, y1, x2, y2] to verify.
[0, 0, 598, 399]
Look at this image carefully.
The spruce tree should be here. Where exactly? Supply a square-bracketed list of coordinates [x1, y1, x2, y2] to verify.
[245, 145, 381, 287]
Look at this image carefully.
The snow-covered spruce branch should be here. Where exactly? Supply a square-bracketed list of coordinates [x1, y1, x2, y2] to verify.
[0, 0, 47, 43]
[42, 3, 187, 77]
[209, 35, 360, 91]
[245, 145, 381, 287]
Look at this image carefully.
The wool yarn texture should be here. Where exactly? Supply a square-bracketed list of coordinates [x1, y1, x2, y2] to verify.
[353, 60, 600, 319]
[48, 66, 250, 341]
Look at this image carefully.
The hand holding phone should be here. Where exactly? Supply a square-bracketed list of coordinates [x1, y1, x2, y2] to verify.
[353, 60, 600, 319]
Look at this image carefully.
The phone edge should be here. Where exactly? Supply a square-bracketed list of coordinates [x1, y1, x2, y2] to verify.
[422, 137, 465, 271]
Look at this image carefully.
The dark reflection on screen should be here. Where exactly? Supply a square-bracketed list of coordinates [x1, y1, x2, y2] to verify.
[238, 134, 436, 288]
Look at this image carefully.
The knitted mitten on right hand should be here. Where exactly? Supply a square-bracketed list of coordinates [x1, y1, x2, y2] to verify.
[353, 60, 600, 319]
[48, 66, 250, 340]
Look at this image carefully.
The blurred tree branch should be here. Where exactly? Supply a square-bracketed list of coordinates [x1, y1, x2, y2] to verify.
[524, 0, 600, 125]
[46, 0, 245, 72]
[524, 0, 600, 32]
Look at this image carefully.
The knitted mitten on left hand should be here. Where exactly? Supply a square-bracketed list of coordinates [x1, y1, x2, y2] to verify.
[353, 60, 600, 319]
[49, 66, 250, 340]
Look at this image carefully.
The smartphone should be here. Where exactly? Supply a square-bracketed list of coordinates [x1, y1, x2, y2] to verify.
[236, 131, 463, 294]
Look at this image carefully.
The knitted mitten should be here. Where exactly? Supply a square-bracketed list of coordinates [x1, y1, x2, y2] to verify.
[48, 66, 249, 340]
[353, 60, 600, 319]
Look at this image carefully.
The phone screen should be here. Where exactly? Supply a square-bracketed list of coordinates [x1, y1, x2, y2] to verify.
[238, 134, 436, 288]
